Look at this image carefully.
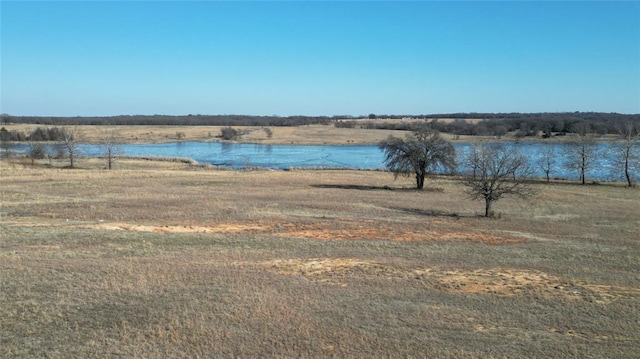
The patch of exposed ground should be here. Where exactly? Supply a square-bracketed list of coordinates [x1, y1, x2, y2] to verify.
[472, 322, 636, 343]
[534, 213, 580, 221]
[498, 230, 556, 242]
[84, 221, 525, 244]
[276, 222, 523, 244]
[91, 222, 270, 234]
[265, 258, 640, 304]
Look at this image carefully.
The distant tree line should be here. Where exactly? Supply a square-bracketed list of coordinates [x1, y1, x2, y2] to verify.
[0, 127, 26, 142]
[3, 112, 638, 138]
[359, 112, 640, 137]
[1, 126, 72, 142]
[0, 114, 333, 127]
[1, 125, 123, 170]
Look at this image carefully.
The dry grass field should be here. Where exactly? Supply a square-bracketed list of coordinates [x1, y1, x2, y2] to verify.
[2, 123, 402, 145]
[2, 157, 639, 358]
[2, 122, 510, 145]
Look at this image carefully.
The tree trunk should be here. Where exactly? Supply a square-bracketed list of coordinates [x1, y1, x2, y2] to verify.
[485, 198, 493, 217]
[416, 163, 427, 189]
[580, 154, 586, 185]
[416, 173, 424, 189]
[625, 157, 631, 187]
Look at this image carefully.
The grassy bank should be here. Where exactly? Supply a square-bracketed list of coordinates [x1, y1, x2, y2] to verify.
[1, 159, 639, 357]
[2, 122, 581, 146]
[2, 123, 402, 145]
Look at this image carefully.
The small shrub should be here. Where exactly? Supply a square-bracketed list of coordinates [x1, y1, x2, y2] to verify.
[220, 127, 240, 141]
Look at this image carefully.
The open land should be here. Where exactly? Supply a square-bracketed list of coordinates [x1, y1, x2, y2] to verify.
[1, 156, 639, 358]
[3, 120, 571, 145]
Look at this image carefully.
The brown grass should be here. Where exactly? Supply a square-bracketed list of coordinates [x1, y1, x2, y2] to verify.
[2, 122, 529, 145]
[2, 123, 404, 145]
[1, 158, 639, 357]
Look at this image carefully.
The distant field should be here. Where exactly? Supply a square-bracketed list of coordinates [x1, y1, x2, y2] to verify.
[1, 158, 639, 358]
[2, 122, 530, 145]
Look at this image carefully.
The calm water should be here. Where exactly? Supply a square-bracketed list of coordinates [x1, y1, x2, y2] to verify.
[12, 141, 638, 182]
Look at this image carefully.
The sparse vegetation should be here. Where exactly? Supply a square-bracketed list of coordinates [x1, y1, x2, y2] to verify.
[461, 144, 535, 217]
[564, 123, 598, 185]
[26, 141, 45, 165]
[101, 127, 122, 170]
[613, 122, 639, 187]
[537, 143, 556, 182]
[219, 127, 241, 141]
[3, 112, 639, 139]
[1, 158, 639, 358]
[59, 127, 81, 168]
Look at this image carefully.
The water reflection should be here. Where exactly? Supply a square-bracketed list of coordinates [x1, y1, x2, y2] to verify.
[9, 141, 639, 182]
[220, 142, 235, 153]
[255, 144, 273, 154]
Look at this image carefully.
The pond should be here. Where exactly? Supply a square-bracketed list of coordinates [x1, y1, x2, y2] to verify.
[11, 141, 638, 182]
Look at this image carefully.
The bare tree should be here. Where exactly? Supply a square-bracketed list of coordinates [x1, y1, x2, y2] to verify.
[27, 141, 45, 165]
[564, 123, 597, 185]
[0, 129, 13, 158]
[59, 127, 81, 168]
[537, 143, 556, 182]
[461, 144, 482, 180]
[44, 145, 54, 166]
[461, 144, 535, 217]
[379, 128, 456, 189]
[613, 122, 639, 187]
[101, 127, 123, 170]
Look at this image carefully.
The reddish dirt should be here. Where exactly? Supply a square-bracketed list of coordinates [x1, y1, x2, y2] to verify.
[88, 220, 525, 245]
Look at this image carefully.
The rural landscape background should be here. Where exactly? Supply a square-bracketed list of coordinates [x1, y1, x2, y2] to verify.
[2, 1, 640, 358]
[2, 115, 640, 357]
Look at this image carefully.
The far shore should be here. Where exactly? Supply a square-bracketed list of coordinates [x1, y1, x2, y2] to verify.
[1, 123, 618, 146]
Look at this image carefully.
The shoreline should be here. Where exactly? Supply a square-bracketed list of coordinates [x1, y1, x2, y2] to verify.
[1, 123, 621, 146]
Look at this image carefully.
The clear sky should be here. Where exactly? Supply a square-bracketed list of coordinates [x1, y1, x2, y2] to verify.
[1, 1, 639, 116]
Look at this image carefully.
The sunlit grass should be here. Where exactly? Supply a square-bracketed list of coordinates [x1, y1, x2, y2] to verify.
[1, 159, 639, 358]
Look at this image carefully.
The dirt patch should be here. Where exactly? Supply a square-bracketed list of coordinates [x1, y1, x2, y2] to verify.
[416, 268, 639, 303]
[266, 258, 402, 286]
[91, 222, 270, 234]
[275, 222, 524, 244]
[268, 258, 399, 277]
[419, 268, 601, 301]
[86, 221, 524, 244]
[265, 258, 638, 303]
[282, 228, 524, 244]
[429, 231, 525, 245]
[22, 245, 63, 251]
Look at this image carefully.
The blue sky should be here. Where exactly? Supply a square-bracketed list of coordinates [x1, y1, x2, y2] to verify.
[1, 1, 639, 116]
